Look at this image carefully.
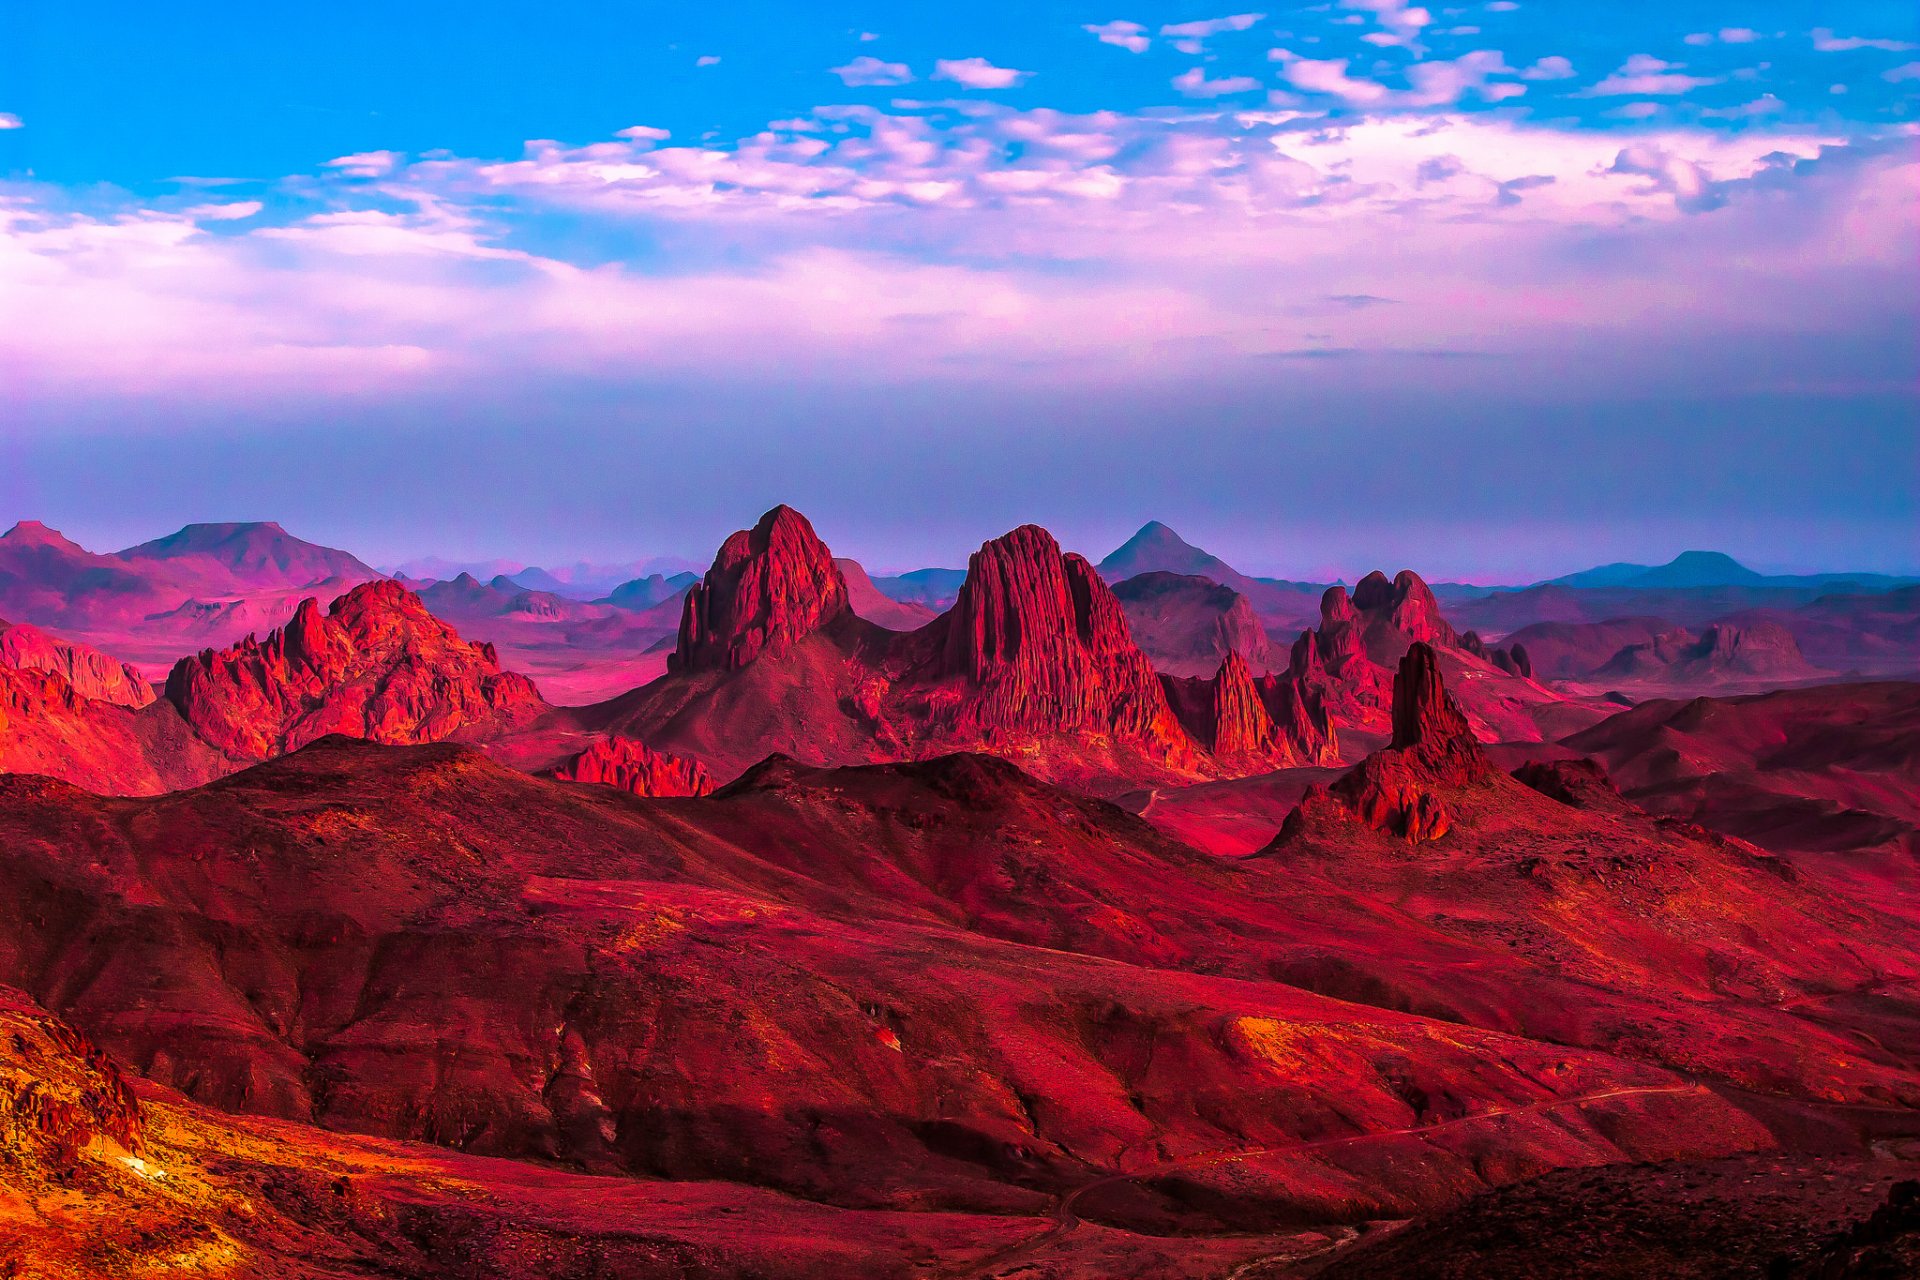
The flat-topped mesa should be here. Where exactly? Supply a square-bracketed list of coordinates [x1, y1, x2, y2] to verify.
[935, 525, 1193, 750]
[1352, 569, 1458, 647]
[553, 737, 715, 798]
[671, 505, 850, 675]
[166, 580, 547, 762]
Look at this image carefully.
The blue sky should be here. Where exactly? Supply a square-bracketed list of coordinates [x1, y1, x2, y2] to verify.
[1, 2, 1915, 578]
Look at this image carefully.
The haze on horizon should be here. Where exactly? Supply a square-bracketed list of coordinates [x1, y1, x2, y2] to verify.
[1, 1, 1915, 579]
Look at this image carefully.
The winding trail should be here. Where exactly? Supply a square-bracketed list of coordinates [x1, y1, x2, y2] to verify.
[946, 1081, 1709, 1278]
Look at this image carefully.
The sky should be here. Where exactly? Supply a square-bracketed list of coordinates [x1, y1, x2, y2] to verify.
[1, 1, 1915, 581]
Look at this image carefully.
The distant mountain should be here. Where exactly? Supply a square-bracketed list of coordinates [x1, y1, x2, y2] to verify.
[1098, 521, 1255, 591]
[116, 521, 378, 589]
[389, 555, 527, 582]
[1546, 550, 1912, 592]
[1098, 522, 1327, 629]
[602, 572, 699, 611]
[868, 566, 968, 611]
[834, 558, 939, 631]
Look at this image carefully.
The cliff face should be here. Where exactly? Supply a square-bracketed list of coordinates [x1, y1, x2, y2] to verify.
[166, 580, 548, 762]
[671, 506, 851, 674]
[930, 525, 1197, 760]
[0, 622, 154, 709]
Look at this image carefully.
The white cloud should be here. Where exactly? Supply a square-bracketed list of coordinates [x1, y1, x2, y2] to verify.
[933, 58, 1032, 90]
[833, 56, 913, 87]
[1585, 54, 1719, 96]
[1403, 50, 1525, 106]
[1343, 0, 1433, 52]
[1812, 29, 1916, 53]
[1886, 62, 1920, 82]
[696, 56, 721, 68]
[1163, 12, 1265, 54]
[0, 112, 21, 130]
[1085, 20, 1151, 53]
[1173, 67, 1262, 97]
[325, 151, 403, 177]
[616, 126, 672, 143]
[1520, 55, 1575, 80]
[1271, 52, 1391, 103]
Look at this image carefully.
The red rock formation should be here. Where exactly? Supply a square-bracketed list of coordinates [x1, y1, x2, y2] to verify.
[1278, 643, 1492, 844]
[1164, 652, 1339, 768]
[671, 506, 851, 674]
[165, 580, 548, 762]
[930, 525, 1196, 758]
[0, 621, 154, 709]
[1352, 569, 1458, 648]
[0, 986, 144, 1182]
[554, 736, 715, 797]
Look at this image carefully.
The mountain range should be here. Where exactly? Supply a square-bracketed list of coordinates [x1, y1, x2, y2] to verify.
[2, 506, 1917, 1276]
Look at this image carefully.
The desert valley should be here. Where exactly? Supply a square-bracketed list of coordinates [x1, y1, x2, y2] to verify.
[6, 3, 1918, 1274]
[0, 507, 1916, 1278]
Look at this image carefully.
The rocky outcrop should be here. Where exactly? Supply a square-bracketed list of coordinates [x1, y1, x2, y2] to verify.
[0, 622, 154, 708]
[1596, 621, 1812, 685]
[1275, 643, 1492, 845]
[165, 580, 548, 762]
[0, 985, 144, 1179]
[1352, 569, 1458, 648]
[1460, 630, 1533, 679]
[930, 526, 1196, 758]
[1164, 651, 1339, 767]
[554, 736, 715, 798]
[671, 506, 851, 674]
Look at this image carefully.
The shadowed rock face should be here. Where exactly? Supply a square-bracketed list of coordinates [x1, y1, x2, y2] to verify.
[553, 736, 714, 797]
[672, 506, 851, 674]
[931, 525, 1197, 757]
[165, 580, 548, 763]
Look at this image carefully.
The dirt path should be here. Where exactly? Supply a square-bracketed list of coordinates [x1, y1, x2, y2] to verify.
[946, 1082, 1708, 1278]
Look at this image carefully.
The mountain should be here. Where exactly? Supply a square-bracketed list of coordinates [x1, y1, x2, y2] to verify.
[1549, 551, 1913, 593]
[1098, 521, 1256, 590]
[1593, 620, 1814, 688]
[1500, 616, 1680, 680]
[833, 557, 940, 631]
[0, 663, 227, 794]
[1564, 681, 1920, 859]
[115, 521, 378, 589]
[551, 735, 715, 797]
[601, 570, 699, 610]
[585, 507, 1210, 791]
[165, 580, 549, 763]
[1111, 571, 1281, 677]
[867, 566, 967, 610]
[0, 618, 154, 708]
[1098, 521, 1325, 628]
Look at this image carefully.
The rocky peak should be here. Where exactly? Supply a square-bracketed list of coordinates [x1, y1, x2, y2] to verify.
[1391, 642, 1476, 752]
[932, 525, 1196, 755]
[2, 520, 83, 550]
[1209, 651, 1276, 758]
[553, 737, 715, 798]
[671, 505, 850, 674]
[166, 581, 547, 762]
